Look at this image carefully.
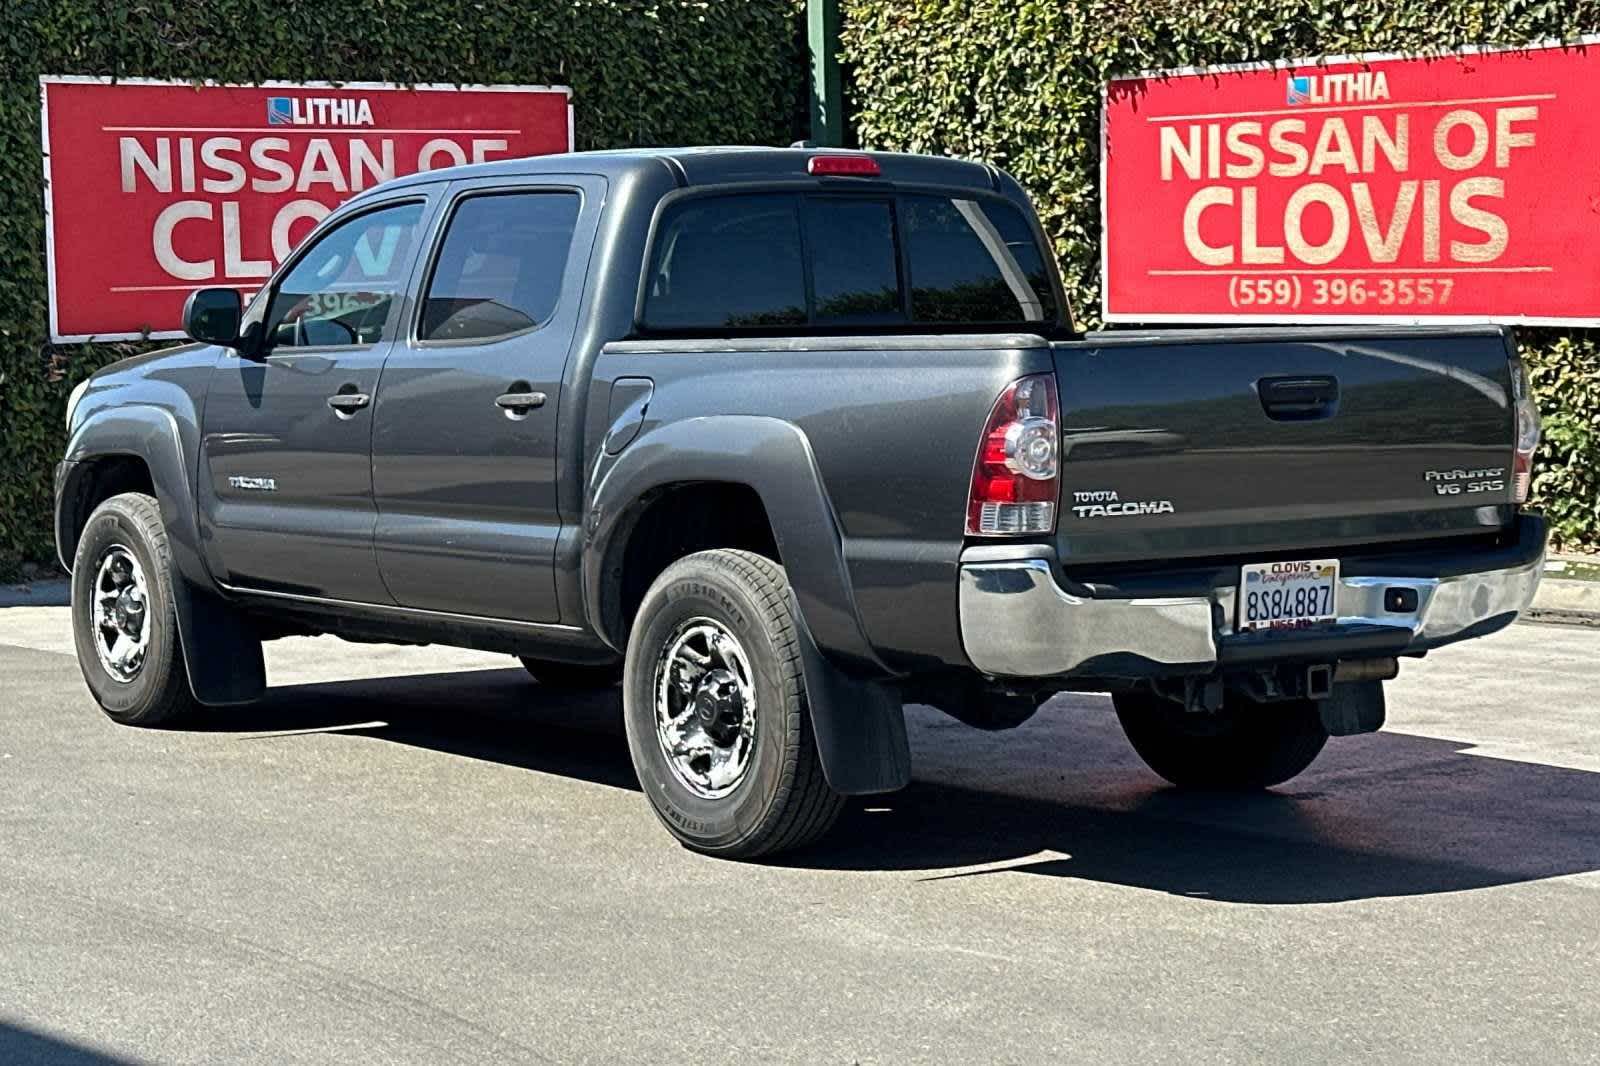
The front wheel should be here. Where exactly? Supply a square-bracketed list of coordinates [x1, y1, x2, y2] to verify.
[1113, 690, 1329, 790]
[622, 550, 843, 858]
[70, 493, 197, 727]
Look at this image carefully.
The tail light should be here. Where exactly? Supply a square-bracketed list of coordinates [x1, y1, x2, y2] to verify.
[1509, 357, 1540, 504]
[967, 374, 1059, 535]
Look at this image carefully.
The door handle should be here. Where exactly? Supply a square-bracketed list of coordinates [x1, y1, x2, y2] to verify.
[495, 388, 547, 413]
[1258, 375, 1338, 421]
[327, 391, 371, 414]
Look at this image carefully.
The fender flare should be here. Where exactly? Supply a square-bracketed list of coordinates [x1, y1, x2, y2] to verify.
[62, 406, 264, 706]
[585, 415, 908, 795]
[585, 415, 881, 670]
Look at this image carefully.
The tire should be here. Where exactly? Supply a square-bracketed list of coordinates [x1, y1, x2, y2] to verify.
[1113, 690, 1329, 790]
[518, 657, 622, 689]
[622, 550, 844, 858]
[70, 492, 197, 727]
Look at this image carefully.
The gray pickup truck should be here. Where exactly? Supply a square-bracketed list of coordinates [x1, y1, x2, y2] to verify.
[57, 147, 1545, 857]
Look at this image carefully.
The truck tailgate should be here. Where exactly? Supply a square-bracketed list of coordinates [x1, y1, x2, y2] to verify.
[1050, 326, 1518, 566]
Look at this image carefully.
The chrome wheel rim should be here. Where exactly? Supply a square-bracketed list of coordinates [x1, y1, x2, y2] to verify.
[653, 617, 757, 799]
[91, 545, 150, 684]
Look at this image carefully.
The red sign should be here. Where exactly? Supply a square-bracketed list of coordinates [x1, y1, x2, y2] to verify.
[1101, 41, 1600, 324]
[40, 77, 573, 341]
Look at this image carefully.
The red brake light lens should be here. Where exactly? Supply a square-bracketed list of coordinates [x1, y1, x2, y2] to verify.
[967, 374, 1060, 535]
[807, 155, 881, 177]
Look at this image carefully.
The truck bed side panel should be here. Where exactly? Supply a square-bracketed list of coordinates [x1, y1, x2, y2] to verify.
[594, 336, 1052, 671]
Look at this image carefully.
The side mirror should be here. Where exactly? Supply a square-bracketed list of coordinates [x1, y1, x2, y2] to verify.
[182, 287, 243, 348]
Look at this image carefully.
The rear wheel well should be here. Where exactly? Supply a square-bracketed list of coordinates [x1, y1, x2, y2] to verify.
[63, 455, 157, 566]
[610, 483, 780, 642]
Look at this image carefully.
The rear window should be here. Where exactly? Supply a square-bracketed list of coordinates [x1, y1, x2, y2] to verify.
[643, 194, 806, 329]
[806, 198, 902, 325]
[642, 192, 1056, 332]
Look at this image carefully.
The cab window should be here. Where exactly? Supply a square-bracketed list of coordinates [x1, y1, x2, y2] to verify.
[262, 202, 425, 350]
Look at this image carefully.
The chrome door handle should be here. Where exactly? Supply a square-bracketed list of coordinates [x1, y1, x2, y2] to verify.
[495, 391, 547, 411]
[327, 392, 371, 413]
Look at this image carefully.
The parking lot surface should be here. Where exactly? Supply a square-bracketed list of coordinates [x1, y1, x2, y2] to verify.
[1, 606, 1596, 1064]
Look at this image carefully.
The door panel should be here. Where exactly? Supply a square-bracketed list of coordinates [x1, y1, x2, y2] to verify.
[199, 196, 435, 601]
[201, 352, 392, 599]
[373, 178, 602, 623]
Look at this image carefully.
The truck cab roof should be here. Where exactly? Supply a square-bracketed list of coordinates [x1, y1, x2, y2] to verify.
[365, 146, 1004, 197]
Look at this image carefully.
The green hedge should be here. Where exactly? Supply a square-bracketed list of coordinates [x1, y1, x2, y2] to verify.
[842, 0, 1600, 549]
[0, 0, 805, 578]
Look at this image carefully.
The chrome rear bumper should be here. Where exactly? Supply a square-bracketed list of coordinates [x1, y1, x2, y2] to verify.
[958, 522, 1546, 679]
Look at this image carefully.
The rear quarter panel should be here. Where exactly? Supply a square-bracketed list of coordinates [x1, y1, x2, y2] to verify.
[590, 336, 1052, 671]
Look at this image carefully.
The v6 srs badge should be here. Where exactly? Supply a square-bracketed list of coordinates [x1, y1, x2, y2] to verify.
[1425, 467, 1505, 496]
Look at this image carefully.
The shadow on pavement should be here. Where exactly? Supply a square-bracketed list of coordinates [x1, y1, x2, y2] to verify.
[802, 754, 1600, 903]
[187, 667, 639, 793]
[0, 1020, 142, 1065]
[190, 668, 1600, 905]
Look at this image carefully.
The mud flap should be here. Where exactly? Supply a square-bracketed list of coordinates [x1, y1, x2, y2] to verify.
[1318, 679, 1387, 737]
[789, 598, 910, 795]
[173, 580, 266, 706]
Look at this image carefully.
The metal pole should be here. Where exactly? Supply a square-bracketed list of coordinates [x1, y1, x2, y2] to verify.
[808, 0, 843, 147]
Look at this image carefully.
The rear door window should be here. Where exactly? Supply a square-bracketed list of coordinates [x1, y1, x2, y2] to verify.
[420, 191, 581, 343]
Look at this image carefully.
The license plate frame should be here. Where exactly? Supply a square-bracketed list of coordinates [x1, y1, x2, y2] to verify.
[1236, 558, 1341, 633]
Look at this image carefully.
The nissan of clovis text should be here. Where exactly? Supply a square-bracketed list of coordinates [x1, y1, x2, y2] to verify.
[57, 148, 1545, 857]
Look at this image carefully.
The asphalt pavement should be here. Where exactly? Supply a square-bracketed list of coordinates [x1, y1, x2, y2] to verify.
[1, 605, 1596, 1065]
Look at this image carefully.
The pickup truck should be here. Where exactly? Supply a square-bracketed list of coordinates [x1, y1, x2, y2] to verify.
[57, 147, 1546, 858]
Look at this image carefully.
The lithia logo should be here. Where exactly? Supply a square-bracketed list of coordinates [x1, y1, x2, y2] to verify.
[267, 95, 375, 127]
[228, 476, 278, 492]
[1285, 71, 1390, 105]
[1071, 489, 1176, 518]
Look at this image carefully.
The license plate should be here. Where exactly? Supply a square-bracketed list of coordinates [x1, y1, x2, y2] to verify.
[1237, 558, 1340, 632]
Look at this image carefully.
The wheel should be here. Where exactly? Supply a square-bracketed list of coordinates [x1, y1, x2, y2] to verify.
[622, 549, 844, 858]
[1113, 690, 1329, 790]
[70, 493, 197, 726]
[518, 657, 622, 689]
